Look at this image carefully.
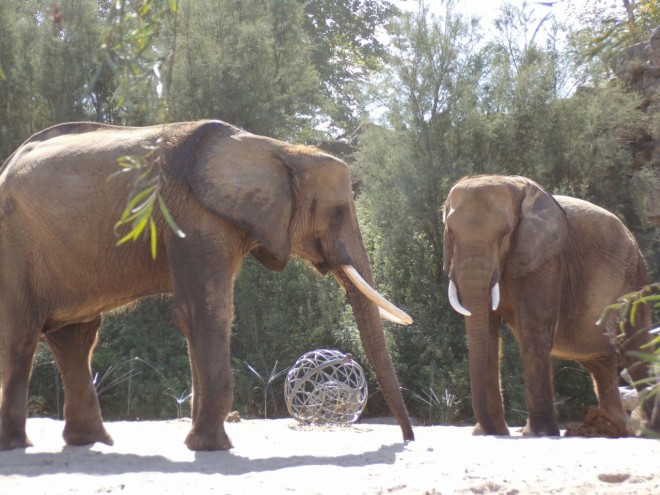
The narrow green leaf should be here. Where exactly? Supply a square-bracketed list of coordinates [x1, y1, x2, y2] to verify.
[629, 300, 638, 327]
[117, 155, 144, 169]
[119, 186, 157, 221]
[116, 226, 141, 246]
[158, 194, 186, 238]
[132, 210, 150, 235]
[107, 167, 140, 182]
[114, 210, 143, 229]
[149, 217, 158, 259]
[130, 190, 157, 215]
[0, 63, 6, 80]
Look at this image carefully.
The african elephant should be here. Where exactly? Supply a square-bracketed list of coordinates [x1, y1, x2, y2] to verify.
[442, 175, 658, 436]
[0, 120, 414, 451]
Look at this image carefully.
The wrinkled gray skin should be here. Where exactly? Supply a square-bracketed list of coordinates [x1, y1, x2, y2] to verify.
[443, 175, 658, 437]
[0, 121, 414, 451]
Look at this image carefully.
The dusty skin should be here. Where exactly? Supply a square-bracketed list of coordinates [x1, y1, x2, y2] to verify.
[1, 418, 659, 494]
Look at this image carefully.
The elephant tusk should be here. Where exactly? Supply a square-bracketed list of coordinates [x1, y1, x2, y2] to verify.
[340, 265, 413, 326]
[448, 279, 472, 316]
[491, 282, 500, 311]
[378, 307, 412, 325]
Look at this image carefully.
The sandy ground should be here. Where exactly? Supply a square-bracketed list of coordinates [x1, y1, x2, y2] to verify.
[0, 418, 658, 494]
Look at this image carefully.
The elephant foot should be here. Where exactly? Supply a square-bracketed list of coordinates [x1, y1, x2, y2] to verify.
[472, 422, 510, 436]
[0, 430, 32, 451]
[63, 423, 114, 447]
[185, 427, 233, 451]
[522, 418, 560, 437]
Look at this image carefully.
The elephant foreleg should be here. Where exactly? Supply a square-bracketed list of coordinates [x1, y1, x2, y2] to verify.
[518, 334, 559, 436]
[169, 234, 241, 451]
[174, 294, 234, 451]
[511, 265, 561, 437]
[183, 319, 234, 451]
[484, 314, 509, 435]
[44, 317, 113, 446]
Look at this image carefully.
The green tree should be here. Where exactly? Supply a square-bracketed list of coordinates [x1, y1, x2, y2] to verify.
[301, 0, 400, 134]
[168, 0, 321, 139]
[354, 0, 489, 423]
[567, 0, 660, 60]
[0, 0, 118, 156]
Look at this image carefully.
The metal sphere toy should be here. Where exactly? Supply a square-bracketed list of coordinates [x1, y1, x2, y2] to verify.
[284, 349, 368, 425]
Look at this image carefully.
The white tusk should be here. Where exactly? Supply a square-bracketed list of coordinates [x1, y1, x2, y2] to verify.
[448, 279, 471, 316]
[379, 307, 412, 325]
[491, 282, 500, 311]
[340, 265, 413, 326]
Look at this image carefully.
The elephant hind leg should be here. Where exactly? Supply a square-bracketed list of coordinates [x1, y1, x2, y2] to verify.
[581, 354, 628, 437]
[44, 318, 113, 447]
[0, 322, 41, 450]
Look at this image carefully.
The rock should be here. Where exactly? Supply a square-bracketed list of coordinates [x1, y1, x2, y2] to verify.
[226, 411, 241, 422]
[619, 386, 639, 413]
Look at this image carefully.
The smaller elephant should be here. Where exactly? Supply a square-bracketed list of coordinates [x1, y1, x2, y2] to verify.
[442, 175, 658, 436]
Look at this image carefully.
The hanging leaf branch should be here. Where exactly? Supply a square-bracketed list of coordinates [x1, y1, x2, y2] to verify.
[93, 0, 181, 258]
[598, 283, 660, 334]
[110, 137, 185, 260]
[598, 283, 660, 426]
[95, 0, 180, 119]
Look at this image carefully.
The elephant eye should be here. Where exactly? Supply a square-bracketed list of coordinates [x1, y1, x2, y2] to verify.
[331, 207, 344, 224]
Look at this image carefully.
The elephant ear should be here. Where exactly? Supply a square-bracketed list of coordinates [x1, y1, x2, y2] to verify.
[250, 246, 288, 272]
[507, 178, 568, 277]
[187, 133, 293, 266]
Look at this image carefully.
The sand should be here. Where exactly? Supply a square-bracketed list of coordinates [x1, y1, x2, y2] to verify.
[0, 417, 658, 494]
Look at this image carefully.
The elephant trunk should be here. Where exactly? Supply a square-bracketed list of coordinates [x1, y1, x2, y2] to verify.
[464, 299, 498, 433]
[450, 267, 501, 434]
[332, 260, 414, 442]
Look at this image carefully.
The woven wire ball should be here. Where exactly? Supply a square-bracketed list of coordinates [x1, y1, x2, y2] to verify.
[284, 349, 368, 425]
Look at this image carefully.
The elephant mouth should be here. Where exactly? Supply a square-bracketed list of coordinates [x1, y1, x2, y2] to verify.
[338, 265, 413, 326]
[447, 277, 500, 317]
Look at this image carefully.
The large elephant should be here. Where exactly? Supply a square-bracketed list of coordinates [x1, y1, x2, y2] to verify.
[0, 120, 414, 451]
[442, 175, 658, 436]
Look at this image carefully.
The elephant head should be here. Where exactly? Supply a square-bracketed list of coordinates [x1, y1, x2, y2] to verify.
[180, 123, 414, 440]
[442, 175, 568, 433]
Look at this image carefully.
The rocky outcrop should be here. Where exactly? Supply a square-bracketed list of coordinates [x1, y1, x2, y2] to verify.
[617, 25, 660, 227]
